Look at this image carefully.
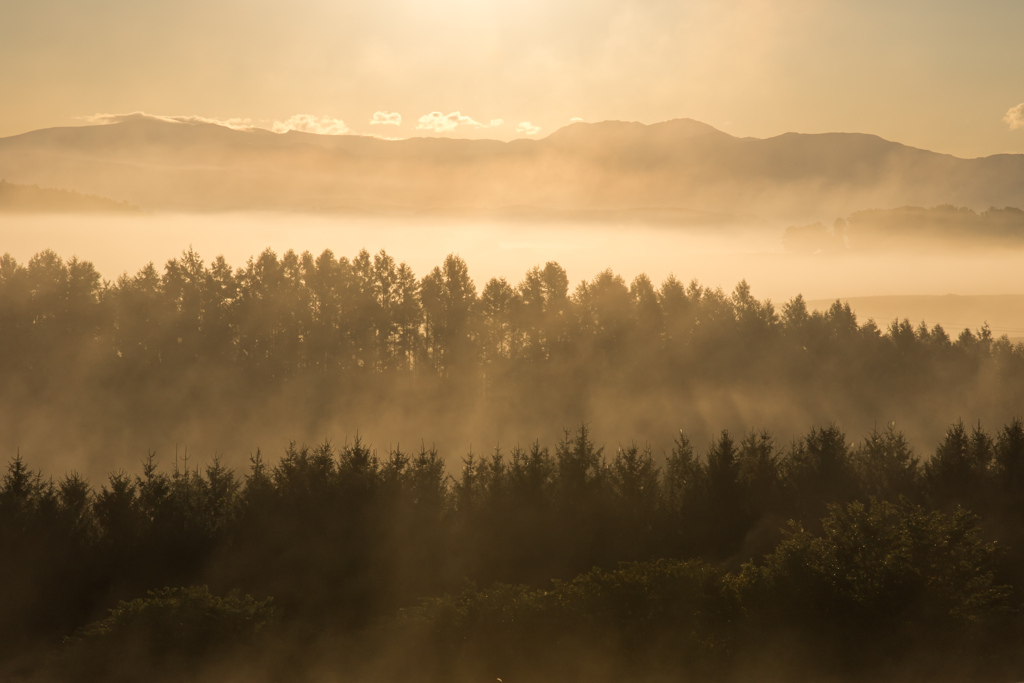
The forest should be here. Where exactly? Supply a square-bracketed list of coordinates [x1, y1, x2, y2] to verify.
[3, 419, 1024, 681]
[2, 246, 1023, 469]
[8, 0, 1024, 679]
[3, 246, 1024, 681]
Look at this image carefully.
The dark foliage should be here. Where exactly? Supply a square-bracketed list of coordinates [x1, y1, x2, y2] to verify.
[3, 246, 1024, 681]
[394, 502, 1017, 682]
[4, 421, 1024, 681]
[58, 586, 275, 682]
[2, 248, 1023, 464]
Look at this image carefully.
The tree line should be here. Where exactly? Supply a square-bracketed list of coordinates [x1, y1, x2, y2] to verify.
[3, 419, 1024, 679]
[4, 245, 1019, 377]
[2, 247, 1023, 464]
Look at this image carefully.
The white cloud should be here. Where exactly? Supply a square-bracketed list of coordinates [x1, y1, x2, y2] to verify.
[370, 111, 402, 126]
[570, 117, 584, 123]
[516, 121, 541, 136]
[272, 114, 350, 135]
[83, 111, 359, 136]
[1005, 103, 1024, 131]
[84, 111, 255, 130]
[416, 111, 502, 133]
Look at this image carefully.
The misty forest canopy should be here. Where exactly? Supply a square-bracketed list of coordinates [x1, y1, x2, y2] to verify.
[783, 204, 1024, 252]
[2, 246, 1023, 466]
[4, 419, 1024, 682]
[3, 247, 1024, 682]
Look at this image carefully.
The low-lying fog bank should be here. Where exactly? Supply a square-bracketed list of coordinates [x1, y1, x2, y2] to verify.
[2, 222, 1023, 481]
[4, 211, 1024, 303]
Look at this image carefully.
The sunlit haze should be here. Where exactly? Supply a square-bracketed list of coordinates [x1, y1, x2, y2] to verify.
[5, 1, 1024, 680]
[4, 212, 1024, 302]
[2, 0, 1024, 157]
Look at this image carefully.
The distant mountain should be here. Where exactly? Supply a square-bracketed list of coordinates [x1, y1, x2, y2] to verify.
[0, 179, 140, 213]
[1, 116, 1022, 221]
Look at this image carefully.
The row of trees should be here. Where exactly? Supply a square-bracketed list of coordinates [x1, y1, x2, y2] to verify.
[3, 247, 1023, 467]
[2, 246, 1020, 379]
[3, 420, 1024, 668]
[33, 502, 1020, 683]
[400, 502, 1017, 683]
[48, 500, 1018, 683]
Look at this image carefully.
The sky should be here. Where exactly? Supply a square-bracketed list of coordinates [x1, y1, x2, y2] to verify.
[2, 0, 1023, 157]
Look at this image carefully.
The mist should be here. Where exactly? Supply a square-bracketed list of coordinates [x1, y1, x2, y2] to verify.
[8, 0, 1024, 677]
[3, 218, 1024, 484]
[5, 210, 1024, 300]
[5, 211, 1024, 683]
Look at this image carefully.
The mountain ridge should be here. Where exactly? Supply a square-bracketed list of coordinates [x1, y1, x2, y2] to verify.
[1, 117, 1021, 219]
[0, 179, 141, 213]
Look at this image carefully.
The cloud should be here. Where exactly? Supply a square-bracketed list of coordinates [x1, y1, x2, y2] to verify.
[570, 117, 584, 123]
[415, 111, 501, 133]
[370, 111, 402, 126]
[516, 121, 541, 136]
[272, 114, 350, 135]
[84, 111, 353, 136]
[84, 111, 255, 130]
[1005, 103, 1024, 131]
[83, 111, 360, 137]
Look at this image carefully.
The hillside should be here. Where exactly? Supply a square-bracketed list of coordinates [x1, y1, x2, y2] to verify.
[1, 116, 1023, 220]
[0, 179, 139, 213]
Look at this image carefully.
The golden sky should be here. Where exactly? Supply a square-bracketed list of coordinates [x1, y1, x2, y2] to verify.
[2, 0, 1023, 157]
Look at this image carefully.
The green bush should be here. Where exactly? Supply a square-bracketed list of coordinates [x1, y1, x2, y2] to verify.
[741, 500, 1016, 675]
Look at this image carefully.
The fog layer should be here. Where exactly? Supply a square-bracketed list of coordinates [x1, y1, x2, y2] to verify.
[2, 237, 1022, 480]
[5, 212, 1024, 302]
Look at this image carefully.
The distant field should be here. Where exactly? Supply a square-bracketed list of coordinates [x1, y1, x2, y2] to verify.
[808, 294, 1024, 341]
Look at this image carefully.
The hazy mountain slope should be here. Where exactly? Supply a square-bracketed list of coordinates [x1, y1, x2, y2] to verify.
[1, 117, 1022, 219]
[0, 179, 139, 213]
